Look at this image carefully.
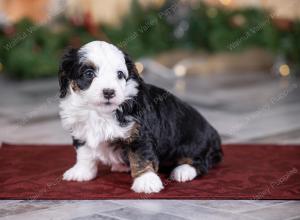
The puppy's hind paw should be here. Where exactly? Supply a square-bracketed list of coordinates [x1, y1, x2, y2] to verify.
[170, 164, 197, 182]
[131, 171, 164, 194]
[63, 164, 97, 182]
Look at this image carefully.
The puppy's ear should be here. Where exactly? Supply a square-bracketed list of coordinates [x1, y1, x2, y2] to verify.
[123, 52, 142, 82]
[58, 48, 78, 98]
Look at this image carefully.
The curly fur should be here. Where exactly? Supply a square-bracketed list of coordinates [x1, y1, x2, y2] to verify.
[58, 41, 223, 193]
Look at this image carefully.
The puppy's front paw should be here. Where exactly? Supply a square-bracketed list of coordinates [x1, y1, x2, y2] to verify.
[131, 171, 164, 193]
[63, 164, 97, 182]
[170, 164, 197, 182]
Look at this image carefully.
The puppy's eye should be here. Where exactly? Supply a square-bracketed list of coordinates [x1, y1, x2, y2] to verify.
[84, 69, 94, 79]
[117, 71, 125, 80]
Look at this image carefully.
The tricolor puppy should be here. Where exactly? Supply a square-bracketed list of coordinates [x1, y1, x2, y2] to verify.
[58, 41, 223, 193]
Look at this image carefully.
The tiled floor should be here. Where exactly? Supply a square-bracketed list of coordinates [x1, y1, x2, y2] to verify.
[0, 200, 299, 220]
[1, 61, 300, 220]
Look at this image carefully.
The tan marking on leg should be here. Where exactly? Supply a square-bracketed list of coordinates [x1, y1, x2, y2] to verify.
[125, 123, 140, 144]
[128, 151, 158, 178]
[177, 157, 194, 165]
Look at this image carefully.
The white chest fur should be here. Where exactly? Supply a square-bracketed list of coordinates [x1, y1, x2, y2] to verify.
[59, 96, 133, 165]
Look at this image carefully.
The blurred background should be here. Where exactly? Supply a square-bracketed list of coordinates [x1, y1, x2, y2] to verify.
[0, 0, 299, 144]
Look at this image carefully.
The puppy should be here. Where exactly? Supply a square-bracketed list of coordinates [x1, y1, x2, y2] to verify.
[58, 41, 223, 193]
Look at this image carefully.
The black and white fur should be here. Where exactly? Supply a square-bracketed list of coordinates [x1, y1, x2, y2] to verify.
[58, 41, 223, 194]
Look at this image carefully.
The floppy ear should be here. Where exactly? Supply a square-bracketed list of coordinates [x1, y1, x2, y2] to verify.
[58, 48, 78, 98]
[123, 52, 143, 82]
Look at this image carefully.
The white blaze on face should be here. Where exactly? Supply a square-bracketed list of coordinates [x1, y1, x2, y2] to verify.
[77, 41, 129, 111]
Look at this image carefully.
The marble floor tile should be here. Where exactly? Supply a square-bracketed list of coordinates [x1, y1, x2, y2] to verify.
[226, 103, 300, 141]
[102, 207, 187, 220]
[241, 201, 300, 220]
[179, 200, 262, 213]
[0, 203, 49, 218]
[111, 200, 259, 220]
[251, 129, 300, 144]
[0, 200, 72, 218]
[287, 216, 300, 220]
[245, 200, 291, 206]
[0, 201, 124, 220]
[71, 214, 125, 220]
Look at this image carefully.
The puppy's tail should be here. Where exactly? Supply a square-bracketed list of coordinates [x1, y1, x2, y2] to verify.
[206, 129, 223, 168]
[193, 129, 223, 175]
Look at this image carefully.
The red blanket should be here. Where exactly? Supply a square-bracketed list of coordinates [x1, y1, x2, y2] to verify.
[0, 143, 299, 199]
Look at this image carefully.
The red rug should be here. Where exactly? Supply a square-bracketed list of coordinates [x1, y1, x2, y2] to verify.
[0, 143, 299, 200]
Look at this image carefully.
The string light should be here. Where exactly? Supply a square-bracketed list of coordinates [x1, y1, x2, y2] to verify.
[279, 64, 290, 77]
[173, 64, 187, 77]
[135, 62, 144, 75]
[155, 0, 165, 7]
[219, 0, 232, 6]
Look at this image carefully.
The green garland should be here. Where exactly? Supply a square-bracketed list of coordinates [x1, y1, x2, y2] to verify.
[0, 1, 299, 79]
[104, 1, 300, 70]
[0, 19, 96, 79]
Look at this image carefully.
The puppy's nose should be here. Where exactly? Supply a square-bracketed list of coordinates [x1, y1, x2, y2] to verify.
[103, 89, 115, 99]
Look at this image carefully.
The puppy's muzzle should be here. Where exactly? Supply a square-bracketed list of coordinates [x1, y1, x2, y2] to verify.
[103, 89, 116, 100]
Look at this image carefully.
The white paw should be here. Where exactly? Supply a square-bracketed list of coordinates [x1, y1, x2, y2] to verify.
[170, 164, 197, 182]
[63, 164, 97, 182]
[131, 171, 164, 194]
[111, 164, 130, 172]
